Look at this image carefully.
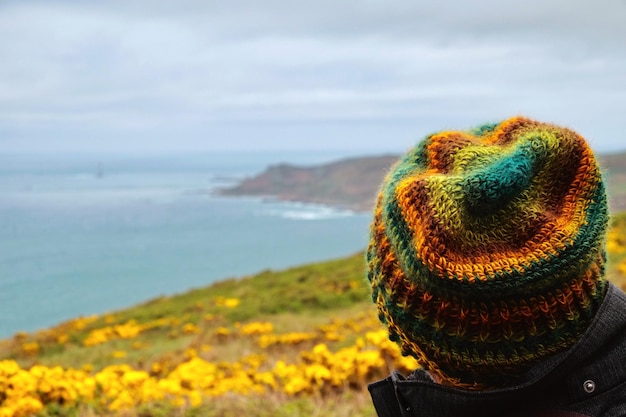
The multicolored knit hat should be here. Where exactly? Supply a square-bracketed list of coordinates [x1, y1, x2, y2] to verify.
[366, 116, 609, 389]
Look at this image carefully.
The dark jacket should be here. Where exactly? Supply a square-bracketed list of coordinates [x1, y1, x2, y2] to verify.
[369, 283, 626, 417]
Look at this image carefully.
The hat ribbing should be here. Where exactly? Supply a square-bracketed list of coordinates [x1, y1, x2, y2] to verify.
[366, 116, 609, 389]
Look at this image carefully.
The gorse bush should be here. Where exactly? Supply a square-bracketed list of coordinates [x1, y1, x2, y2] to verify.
[0, 312, 412, 416]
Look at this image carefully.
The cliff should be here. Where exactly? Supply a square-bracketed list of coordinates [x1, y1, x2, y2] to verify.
[219, 155, 399, 211]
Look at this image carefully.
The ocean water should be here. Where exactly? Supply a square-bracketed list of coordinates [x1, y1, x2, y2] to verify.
[0, 151, 372, 339]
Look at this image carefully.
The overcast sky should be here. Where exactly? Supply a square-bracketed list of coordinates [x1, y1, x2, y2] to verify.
[1, 0, 625, 154]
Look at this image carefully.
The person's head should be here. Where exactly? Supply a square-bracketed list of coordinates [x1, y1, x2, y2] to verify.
[366, 116, 609, 389]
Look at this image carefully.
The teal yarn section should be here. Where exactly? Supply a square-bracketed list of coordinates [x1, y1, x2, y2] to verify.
[462, 142, 537, 215]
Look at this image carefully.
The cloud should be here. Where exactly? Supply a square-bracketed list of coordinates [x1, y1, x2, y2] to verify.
[0, 0, 625, 151]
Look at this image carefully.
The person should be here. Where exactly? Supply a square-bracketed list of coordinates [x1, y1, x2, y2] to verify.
[365, 116, 626, 417]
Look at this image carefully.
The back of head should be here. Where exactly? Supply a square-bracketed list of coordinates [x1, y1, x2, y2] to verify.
[366, 116, 609, 389]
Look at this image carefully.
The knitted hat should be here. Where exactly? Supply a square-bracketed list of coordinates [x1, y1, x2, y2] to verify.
[366, 116, 609, 389]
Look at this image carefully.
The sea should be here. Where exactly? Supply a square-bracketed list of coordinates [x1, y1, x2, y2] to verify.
[0, 151, 373, 339]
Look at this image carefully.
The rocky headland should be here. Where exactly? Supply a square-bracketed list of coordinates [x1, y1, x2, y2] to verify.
[218, 155, 399, 212]
[219, 151, 626, 213]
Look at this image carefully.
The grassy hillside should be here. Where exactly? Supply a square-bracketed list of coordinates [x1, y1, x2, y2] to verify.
[0, 255, 403, 417]
[1, 213, 626, 417]
[601, 150, 626, 212]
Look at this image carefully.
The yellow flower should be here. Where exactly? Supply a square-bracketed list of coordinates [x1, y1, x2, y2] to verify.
[184, 348, 198, 360]
[607, 229, 625, 254]
[182, 323, 201, 334]
[83, 328, 112, 346]
[112, 350, 127, 359]
[304, 363, 331, 386]
[68, 315, 98, 331]
[239, 321, 274, 335]
[214, 297, 240, 308]
[121, 370, 149, 386]
[20, 342, 40, 356]
[83, 320, 146, 346]
[284, 375, 309, 395]
[253, 371, 277, 389]
[3, 397, 43, 417]
[214, 327, 231, 337]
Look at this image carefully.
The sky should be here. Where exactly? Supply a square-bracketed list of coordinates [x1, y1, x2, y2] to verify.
[1, 0, 625, 154]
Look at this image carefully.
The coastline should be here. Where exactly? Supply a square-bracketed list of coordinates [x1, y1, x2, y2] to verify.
[217, 154, 399, 213]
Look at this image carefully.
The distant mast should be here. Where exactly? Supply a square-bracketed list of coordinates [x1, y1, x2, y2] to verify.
[96, 162, 104, 179]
